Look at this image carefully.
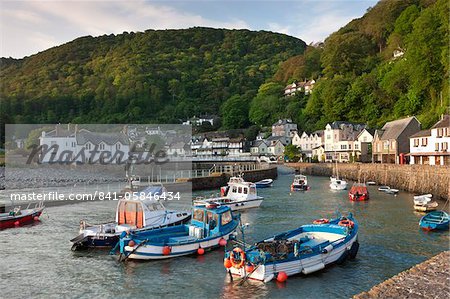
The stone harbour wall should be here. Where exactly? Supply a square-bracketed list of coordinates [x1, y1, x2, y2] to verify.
[287, 163, 450, 200]
[189, 166, 278, 191]
[354, 251, 450, 298]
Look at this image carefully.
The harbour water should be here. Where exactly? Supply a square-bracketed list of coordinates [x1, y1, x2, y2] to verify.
[1, 173, 448, 298]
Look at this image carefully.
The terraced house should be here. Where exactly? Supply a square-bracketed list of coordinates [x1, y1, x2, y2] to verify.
[408, 115, 450, 165]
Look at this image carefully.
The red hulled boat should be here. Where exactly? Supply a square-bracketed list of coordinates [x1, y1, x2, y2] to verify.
[0, 202, 45, 229]
[348, 183, 369, 201]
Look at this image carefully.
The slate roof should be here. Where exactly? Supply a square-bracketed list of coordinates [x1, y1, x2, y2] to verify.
[329, 121, 366, 130]
[251, 140, 267, 147]
[410, 129, 431, 138]
[76, 130, 129, 145]
[380, 116, 419, 140]
[431, 115, 449, 129]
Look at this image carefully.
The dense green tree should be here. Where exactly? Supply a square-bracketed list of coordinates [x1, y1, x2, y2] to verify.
[220, 95, 249, 129]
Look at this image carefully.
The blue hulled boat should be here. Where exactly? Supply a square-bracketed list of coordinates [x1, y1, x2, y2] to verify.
[224, 213, 359, 282]
[117, 205, 239, 260]
[419, 211, 449, 231]
[255, 179, 273, 188]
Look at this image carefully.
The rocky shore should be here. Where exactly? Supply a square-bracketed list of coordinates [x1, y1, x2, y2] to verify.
[354, 251, 450, 298]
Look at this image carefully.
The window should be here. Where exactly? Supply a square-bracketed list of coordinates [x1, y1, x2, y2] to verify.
[243, 188, 248, 194]
[193, 209, 204, 222]
[355, 144, 359, 150]
[206, 211, 218, 230]
[391, 141, 396, 149]
[85, 143, 91, 150]
[72, 142, 76, 147]
[435, 143, 440, 151]
[437, 128, 443, 137]
[421, 138, 428, 146]
[414, 139, 419, 147]
[238, 187, 242, 193]
[116, 143, 121, 150]
[341, 144, 347, 150]
[99, 143, 105, 150]
[232, 186, 237, 193]
[349, 144, 352, 150]
[327, 135, 331, 140]
[443, 142, 448, 151]
[383, 141, 389, 149]
[221, 211, 232, 226]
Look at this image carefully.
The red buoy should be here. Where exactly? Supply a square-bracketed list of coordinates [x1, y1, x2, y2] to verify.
[162, 246, 171, 255]
[128, 240, 136, 247]
[277, 271, 288, 282]
[219, 238, 227, 246]
[14, 221, 20, 227]
[197, 248, 205, 255]
[224, 258, 232, 269]
[33, 216, 40, 221]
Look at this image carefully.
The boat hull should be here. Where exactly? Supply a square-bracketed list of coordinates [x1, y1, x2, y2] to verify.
[228, 234, 359, 281]
[0, 209, 43, 230]
[71, 215, 191, 250]
[349, 194, 369, 201]
[124, 232, 235, 260]
[291, 184, 309, 191]
[194, 198, 263, 211]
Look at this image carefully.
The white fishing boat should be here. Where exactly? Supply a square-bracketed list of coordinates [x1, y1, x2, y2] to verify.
[118, 205, 239, 260]
[70, 185, 191, 250]
[224, 213, 359, 282]
[291, 174, 309, 191]
[366, 181, 376, 186]
[193, 176, 263, 211]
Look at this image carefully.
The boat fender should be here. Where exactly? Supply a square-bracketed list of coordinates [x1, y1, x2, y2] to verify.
[321, 244, 333, 254]
[302, 262, 325, 274]
[264, 274, 275, 283]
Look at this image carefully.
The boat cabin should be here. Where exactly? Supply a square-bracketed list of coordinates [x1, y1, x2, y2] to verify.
[189, 206, 234, 238]
[221, 177, 258, 201]
[293, 175, 307, 185]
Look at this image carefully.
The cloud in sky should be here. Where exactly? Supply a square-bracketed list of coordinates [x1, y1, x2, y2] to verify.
[0, 0, 377, 58]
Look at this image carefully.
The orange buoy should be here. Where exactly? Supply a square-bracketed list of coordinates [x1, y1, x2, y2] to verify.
[128, 240, 136, 247]
[162, 246, 171, 255]
[219, 238, 227, 246]
[197, 248, 205, 255]
[224, 258, 232, 269]
[33, 216, 40, 221]
[277, 271, 288, 282]
[245, 263, 255, 273]
[14, 221, 20, 227]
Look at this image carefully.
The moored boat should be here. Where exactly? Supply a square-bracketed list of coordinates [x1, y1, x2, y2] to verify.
[118, 205, 239, 260]
[349, 183, 369, 201]
[223, 213, 359, 282]
[291, 174, 309, 191]
[378, 186, 399, 195]
[193, 176, 263, 211]
[330, 178, 348, 190]
[0, 202, 44, 230]
[70, 185, 191, 251]
[414, 201, 438, 212]
[413, 194, 432, 205]
[255, 179, 273, 188]
[419, 211, 449, 231]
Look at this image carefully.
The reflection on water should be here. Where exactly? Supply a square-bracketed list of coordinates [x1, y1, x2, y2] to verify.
[0, 173, 449, 298]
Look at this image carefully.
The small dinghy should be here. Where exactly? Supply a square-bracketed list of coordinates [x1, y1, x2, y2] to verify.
[378, 186, 399, 195]
[255, 179, 273, 188]
[70, 185, 191, 251]
[291, 174, 309, 191]
[414, 201, 438, 212]
[366, 181, 376, 186]
[117, 205, 239, 260]
[0, 202, 44, 230]
[349, 183, 369, 201]
[414, 194, 432, 205]
[419, 211, 449, 231]
[223, 213, 359, 282]
[193, 176, 263, 211]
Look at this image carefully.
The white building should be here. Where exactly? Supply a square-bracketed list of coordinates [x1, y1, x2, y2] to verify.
[292, 130, 324, 160]
[272, 119, 297, 144]
[182, 115, 216, 126]
[228, 138, 245, 156]
[409, 115, 450, 165]
[39, 125, 130, 164]
[324, 121, 367, 162]
[267, 140, 285, 157]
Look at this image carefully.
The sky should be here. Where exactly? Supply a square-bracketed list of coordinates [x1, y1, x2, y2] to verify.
[0, 0, 378, 58]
